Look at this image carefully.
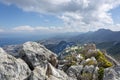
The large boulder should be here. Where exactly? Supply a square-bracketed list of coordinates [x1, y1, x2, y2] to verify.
[29, 63, 74, 80]
[66, 65, 83, 79]
[28, 64, 48, 80]
[80, 57, 97, 66]
[66, 65, 99, 80]
[103, 66, 120, 80]
[46, 63, 73, 80]
[19, 41, 57, 70]
[82, 65, 99, 80]
[83, 65, 95, 74]
[0, 48, 31, 80]
[92, 67, 99, 80]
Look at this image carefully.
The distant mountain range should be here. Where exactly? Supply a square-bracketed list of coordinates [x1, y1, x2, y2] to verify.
[39, 29, 120, 44]
[38, 29, 120, 62]
[70, 29, 120, 43]
[1, 28, 120, 62]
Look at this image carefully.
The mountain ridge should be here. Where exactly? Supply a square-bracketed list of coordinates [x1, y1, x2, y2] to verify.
[70, 29, 120, 43]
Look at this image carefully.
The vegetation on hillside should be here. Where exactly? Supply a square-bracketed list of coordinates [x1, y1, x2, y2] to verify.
[59, 44, 113, 80]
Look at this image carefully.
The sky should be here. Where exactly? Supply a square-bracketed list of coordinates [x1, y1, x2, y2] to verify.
[0, 0, 120, 35]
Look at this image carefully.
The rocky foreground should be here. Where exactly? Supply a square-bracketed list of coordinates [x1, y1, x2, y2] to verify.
[0, 41, 120, 80]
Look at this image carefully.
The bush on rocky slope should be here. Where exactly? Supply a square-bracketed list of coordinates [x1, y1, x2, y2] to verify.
[95, 50, 113, 68]
[98, 67, 104, 80]
[59, 43, 115, 80]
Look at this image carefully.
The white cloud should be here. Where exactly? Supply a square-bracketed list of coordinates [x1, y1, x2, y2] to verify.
[12, 25, 73, 33]
[13, 26, 35, 31]
[108, 24, 120, 31]
[12, 25, 89, 33]
[2, 23, 120, 34]
[1, 0, 120, 32]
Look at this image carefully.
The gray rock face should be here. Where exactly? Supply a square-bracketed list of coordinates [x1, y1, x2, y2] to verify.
[83, 65, 95, 74]
[103, 66, 120, 80]
[19, 41, 57, 70]
[29, 63, 73, 80]
[66, 65, 83, 79]
[47, 63, 72, 80]
[92, 67, 99, 80]
[66, 65, 99, 80]
[1, 42, 70, 80]
[0, 48, 31, 80]
[28, 65, 48, 80]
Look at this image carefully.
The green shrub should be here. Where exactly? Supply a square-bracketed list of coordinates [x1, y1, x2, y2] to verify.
[70, 61, 77, 66]
[64, 54, 77, 70]
[98, 67, 104, 80]
[95, 50, 113, 68]
[80, 54, 85, 59]
[64, 54, 77, 61]
[63, 60, 77, 72]
[103, 60, 113, 68]
[75, 48, 82, 53]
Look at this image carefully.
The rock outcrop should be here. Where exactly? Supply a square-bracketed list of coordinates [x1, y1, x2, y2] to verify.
[29, 63, 73, 80]
[19, 41, 57, 70]
[66, 65, 99, 80]
[103, 65, 120, 80]
[0, 48, 31, 80]
[66, 65, 83, 79]
[46, 63, 72, 80]
[0, 41, 72, 80]
[28, 64, 47, 80]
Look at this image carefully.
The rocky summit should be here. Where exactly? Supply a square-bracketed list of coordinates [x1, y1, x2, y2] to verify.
[0, 48, 31, 80]
[0, 41, 120, 80]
